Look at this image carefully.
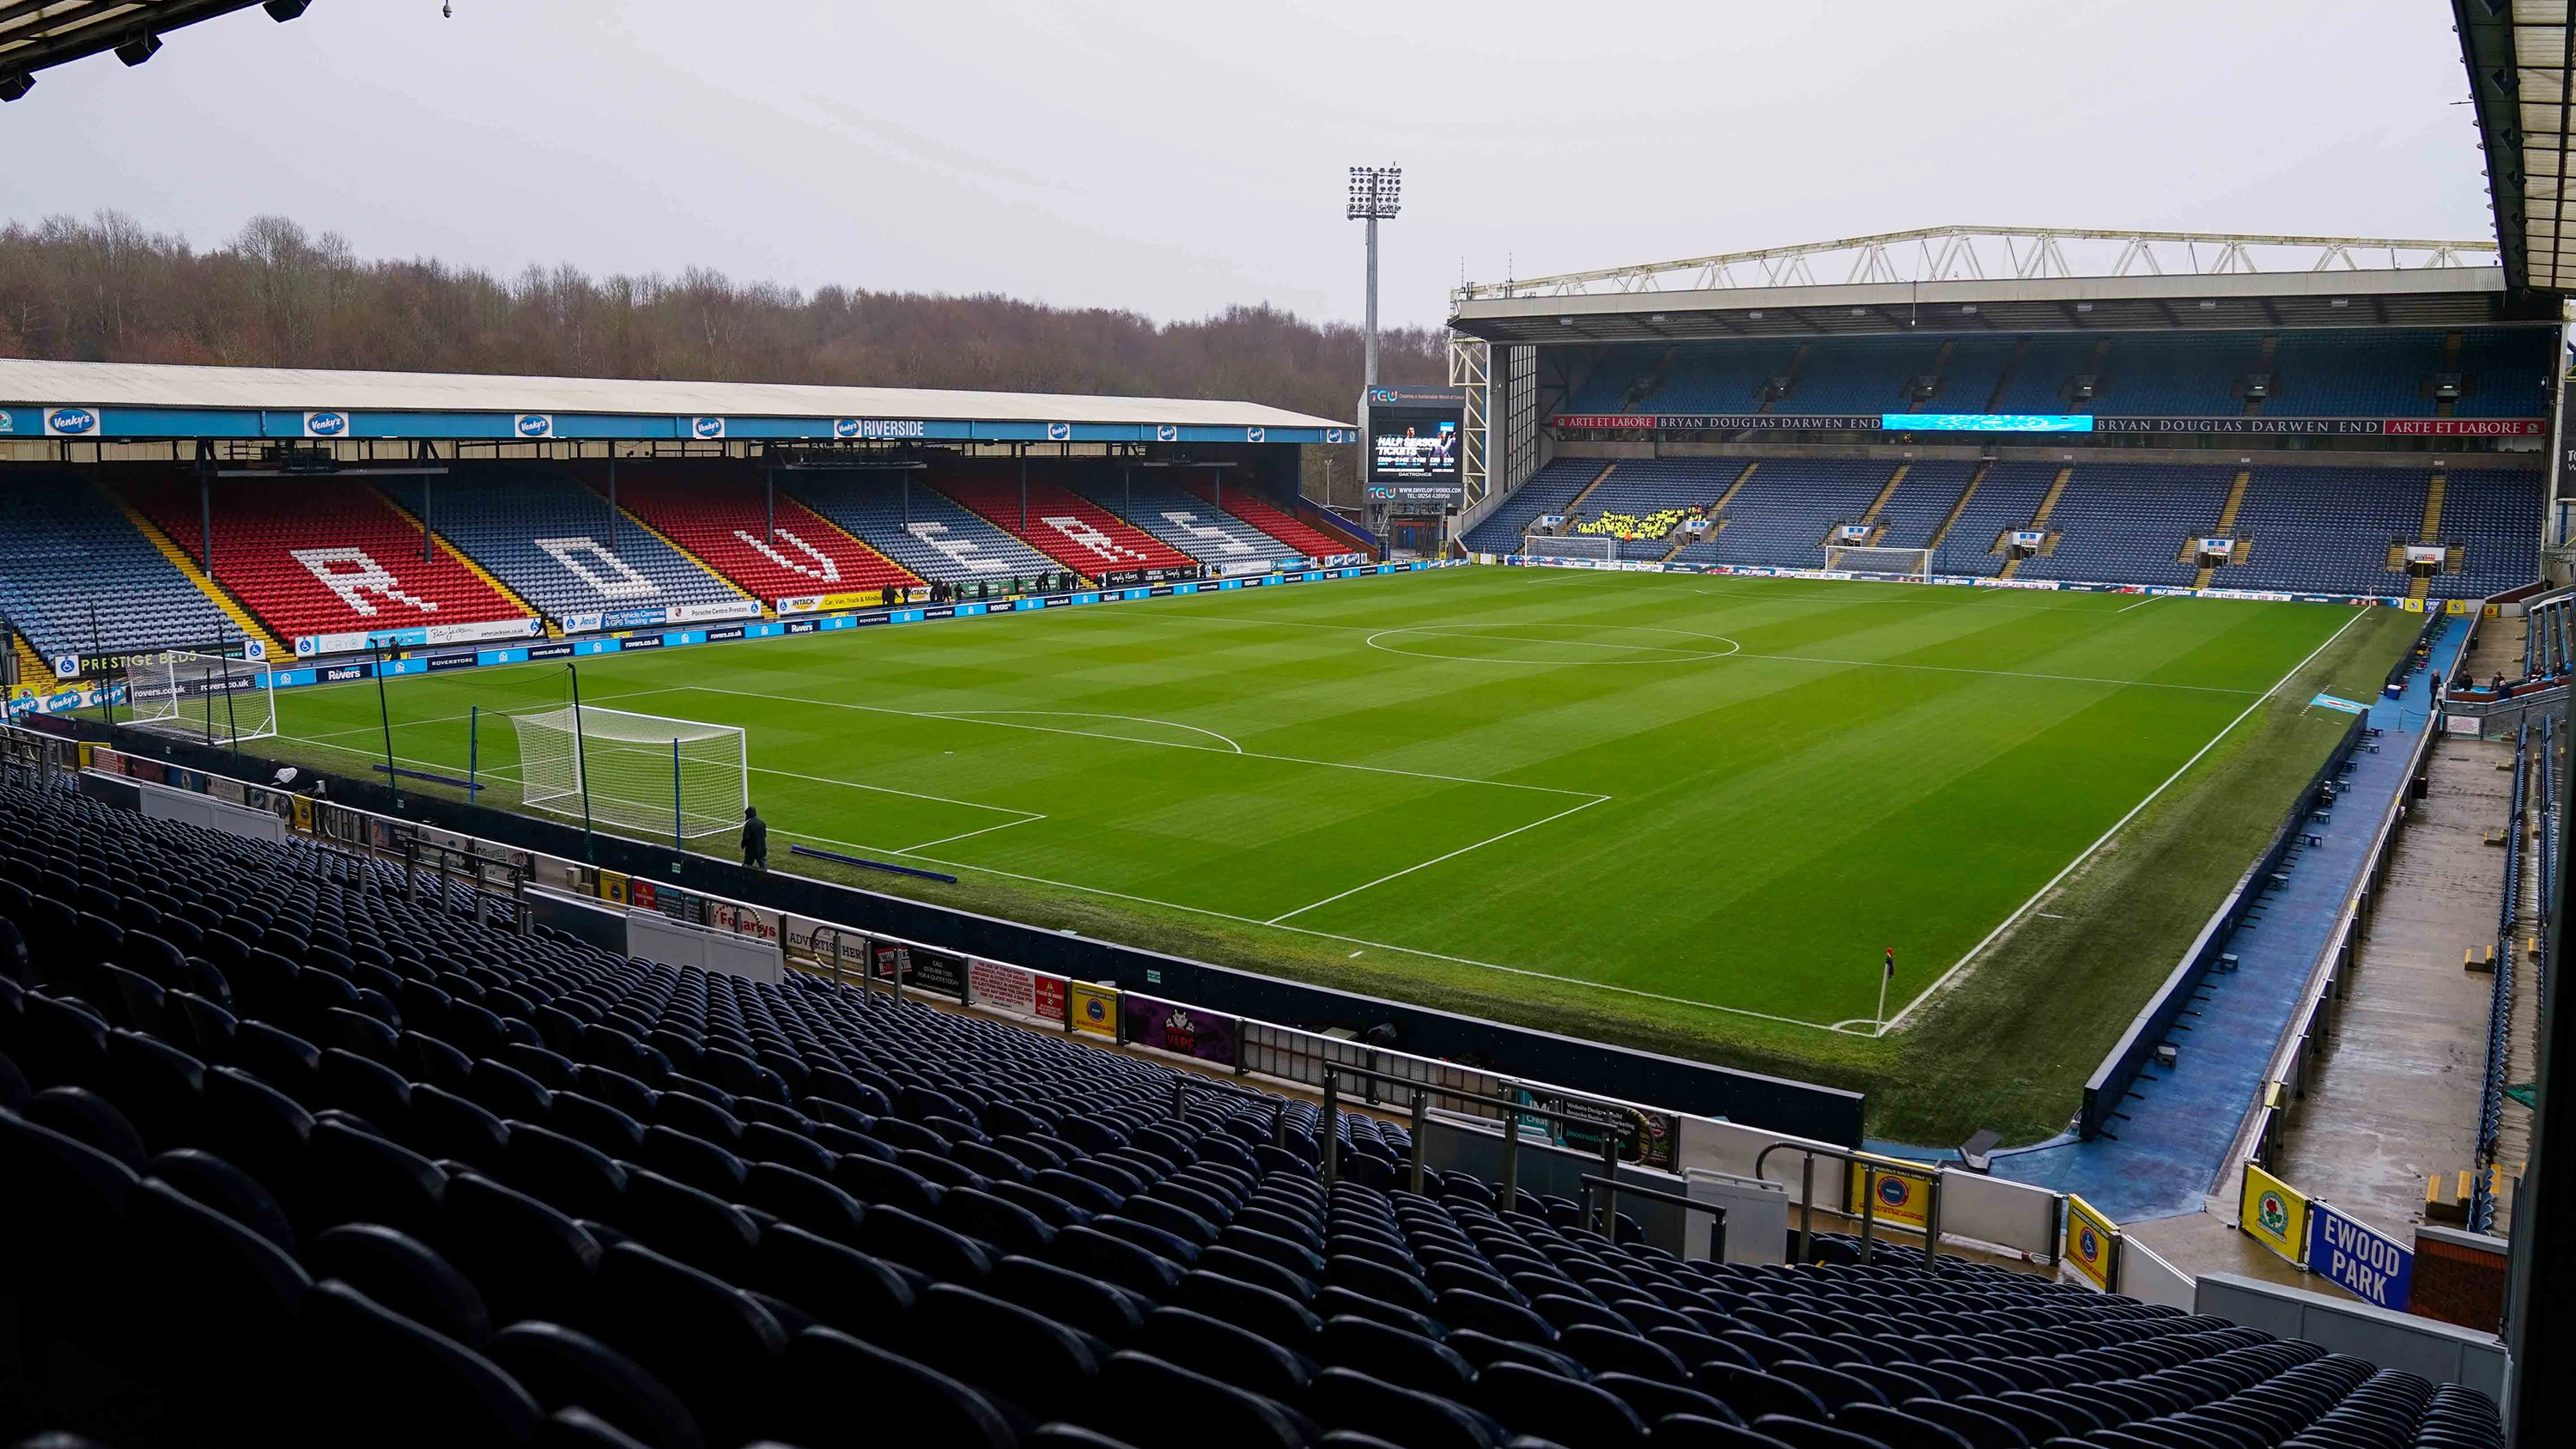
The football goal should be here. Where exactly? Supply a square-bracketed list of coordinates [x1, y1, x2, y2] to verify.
[1523, 534, 1618, 561]
[507, 704, 749, 843]
[1823, 545, 1937, 580]
[124, 651, 277, 745]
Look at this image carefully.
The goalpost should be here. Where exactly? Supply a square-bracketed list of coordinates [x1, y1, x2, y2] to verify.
[123, 651, 277, 745]
[1523, 534, 1618, 561]
[506, 704, 749, 845]
[1822, 545, 1938, 580]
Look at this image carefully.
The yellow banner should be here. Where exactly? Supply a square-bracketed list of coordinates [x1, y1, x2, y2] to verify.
[2065, 1193, 2118, 1289]
[598, 870, 630, 907]
[1846, 1154, 1934, 1230]
[290, 795, 314, 834]
[1067, 981, 1120, 1038]
[2239, 1162, 2309, 1266]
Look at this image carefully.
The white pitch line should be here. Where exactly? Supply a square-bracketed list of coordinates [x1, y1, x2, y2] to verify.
[1265, 794, 1612, 925]
[1876, 606, 2372, 1035]
[897, 815, 1051, 852]
[927, 709, 1244, 753]
[653, 685, 1601, 800]
[1086, 598, 2261, 694]
[749, 761, 1040, 819]
[880, 843, 1846, 1032]
[2117, 594, 2165, 613]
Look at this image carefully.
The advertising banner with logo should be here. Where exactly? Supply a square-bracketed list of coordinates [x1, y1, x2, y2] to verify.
[2306, 1202, 2412, 1310]
[1123, 996, 1240, 1068]
[1554, 412, 2547, 438]
[2065, 1194, 2119, 1289]
[1845, 1154, 1935, 1230]
[2199, 538, 2237, 558]
[2239, 1162, 2311, 1266]
[2403, 544, 2449, 566]
[1067, 981, 1120, 1038]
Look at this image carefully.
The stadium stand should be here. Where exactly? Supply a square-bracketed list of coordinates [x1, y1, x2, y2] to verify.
[1176, 478, 1368, 563]
[2012, 464, 2239, 588]
[122, 477, 532, 648]
[380, 468, 750, 624]
[1858, 460, 1975, 553]
[1071, 470, 1306, 566]
[595, 467, 923, 607]
[0, 776, 2512, 1448]
[2433, 468, 2549, 600]
[0, 474, 235, 662]
[2222, 468, 2430, 597]
[938, 466, 1200, 580]
[1459, 460, 1602, 555]
[1563, 328, 2556, 422]
[788, 471, 1063, 588]
[1698, 459, 1896, 567]
[1924, 461, 2062, 578]
[1555, 461, 1737, 561]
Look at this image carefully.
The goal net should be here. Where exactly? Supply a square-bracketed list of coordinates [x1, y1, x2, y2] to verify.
[507, 705, 748, 843]
[1823, 546, 1938, 580]
[123, 651, 276, 745]
[1523, 534, 1617, 561]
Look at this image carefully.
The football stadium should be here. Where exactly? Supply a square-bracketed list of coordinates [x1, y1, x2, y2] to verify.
[2, 3, 2572, 1448]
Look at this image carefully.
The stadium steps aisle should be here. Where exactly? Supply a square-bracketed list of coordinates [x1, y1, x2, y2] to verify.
[1175, 477, 1363, 560]
[2407, 472, 2449, 601]
[1990, 617, 2474, 1223]
[2191, 470, 2254, 589]
[1559, 462, 1618, 519]
[1856, 463, 1908, 528]
[10, 632, 51, 685]
[1923, 461, 1990, 551]
[1995, 466, 2075, 580]
[94, 482, 288, 661]
[374, 486, 557, 633]
[591, 484, 768, 617]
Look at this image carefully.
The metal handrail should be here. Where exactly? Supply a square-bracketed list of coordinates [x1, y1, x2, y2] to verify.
[1753, 1140, 1947, 1269]
[1578, 1173, 1728, 1260]
[1321, 1062, 1633, 1214]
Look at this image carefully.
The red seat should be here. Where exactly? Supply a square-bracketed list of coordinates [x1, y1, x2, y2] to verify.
[605, 466, 920, 606]
[939, 468, 1198, 578]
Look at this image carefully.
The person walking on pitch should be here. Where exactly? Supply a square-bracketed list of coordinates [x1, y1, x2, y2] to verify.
[741, 806, 769, 871]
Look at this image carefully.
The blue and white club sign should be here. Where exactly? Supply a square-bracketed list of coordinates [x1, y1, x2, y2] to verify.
[43, 405, 100, 436]
[1157, 424, 1178, 442]
[1046, 422, 1072, 441]
[513, 414, 555, 438]
[304, 411, 350, 438]
[690, 416, 726, 440]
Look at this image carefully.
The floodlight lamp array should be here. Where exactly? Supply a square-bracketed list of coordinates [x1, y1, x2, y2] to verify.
[1346, 166, 1402, 221]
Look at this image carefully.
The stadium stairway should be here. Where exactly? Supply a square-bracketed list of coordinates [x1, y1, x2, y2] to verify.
[93, 482, 289, 662]
[0, 776, 2512, 1449]
[1922, 462, 1990, 553]
[594, 487, 767, 618]
[374, 488, 561, 637]
[1993, 468, 2074, 581]
[2190, 471, 2254, 591]
[1174, 478, 1364, 562]
[2409, 472, 2448, 603]
[1978, 616, 2475, 1223]
[938, 472, 1196, 581]
[10, 632, 52, 687]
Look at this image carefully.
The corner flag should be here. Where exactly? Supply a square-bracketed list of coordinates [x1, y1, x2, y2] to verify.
[1884, 947, 1896, 979]
[1876, 947, 1895, 1034]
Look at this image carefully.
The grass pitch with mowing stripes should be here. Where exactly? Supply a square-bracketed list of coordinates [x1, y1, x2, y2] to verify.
[262, 568, 2410, 1137]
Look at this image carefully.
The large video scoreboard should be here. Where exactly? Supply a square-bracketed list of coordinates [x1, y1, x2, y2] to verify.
[1365, 384, 1467, 508]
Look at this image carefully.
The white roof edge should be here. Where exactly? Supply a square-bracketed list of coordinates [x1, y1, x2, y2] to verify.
[1450, 265, 2514, 321]
[0, 357, 1356, 429]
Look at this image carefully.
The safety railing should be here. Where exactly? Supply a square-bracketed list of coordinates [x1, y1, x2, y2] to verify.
[1319, 1062, 1634, 1221]
[2470, 722, 2529, 1233]
[1753, 1141, 1947, 1269]
[1577, 1174, 1727, 1263]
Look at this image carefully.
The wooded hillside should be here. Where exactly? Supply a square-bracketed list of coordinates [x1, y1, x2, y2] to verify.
[0, 212, 1447, 426]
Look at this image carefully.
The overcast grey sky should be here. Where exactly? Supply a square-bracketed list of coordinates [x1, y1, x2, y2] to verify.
[3, 0, 2494, 330]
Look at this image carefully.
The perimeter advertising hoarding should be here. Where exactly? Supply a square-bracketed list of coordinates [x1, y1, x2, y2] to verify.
[2239, 1162, 2311, 1266]
[1123, 995, 1241, 1068]
[1552, 413, 2546, 436]
[2306, 1202, 2412, 1311]
[2065, 1194, 2119, 1289]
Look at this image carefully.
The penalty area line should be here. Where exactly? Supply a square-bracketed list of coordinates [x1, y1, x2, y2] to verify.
[1264, 794, 1611, 925]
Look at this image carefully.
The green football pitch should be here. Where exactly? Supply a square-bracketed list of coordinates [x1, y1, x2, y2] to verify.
[258, 566, 2398, 1125]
